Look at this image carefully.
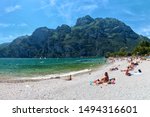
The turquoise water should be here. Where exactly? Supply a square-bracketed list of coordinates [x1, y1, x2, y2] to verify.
[0, 58, 106, 78]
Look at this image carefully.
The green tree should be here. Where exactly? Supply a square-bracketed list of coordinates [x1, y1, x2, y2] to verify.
[132, 41, 150, 56]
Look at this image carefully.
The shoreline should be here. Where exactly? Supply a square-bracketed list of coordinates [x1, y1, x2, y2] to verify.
[0, 59, 107, 83]
[0, 57, 150, 99]
[0, 57, 106, 82]
[0, 68, 93, 83]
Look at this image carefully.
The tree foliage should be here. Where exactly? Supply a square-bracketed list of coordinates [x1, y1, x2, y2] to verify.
[132, 41, 150, 56]
[0, 15, 149, 58]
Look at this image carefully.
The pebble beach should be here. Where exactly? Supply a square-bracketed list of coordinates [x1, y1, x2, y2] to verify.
[0, 58, 150, 100]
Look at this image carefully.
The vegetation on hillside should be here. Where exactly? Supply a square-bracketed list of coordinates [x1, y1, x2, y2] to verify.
[106, 40, 150, 57]
[0, 15, 149, 58]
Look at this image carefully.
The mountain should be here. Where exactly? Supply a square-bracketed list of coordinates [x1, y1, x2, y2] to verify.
[0, 15, 149, 58]
[0, 43, 10, 49]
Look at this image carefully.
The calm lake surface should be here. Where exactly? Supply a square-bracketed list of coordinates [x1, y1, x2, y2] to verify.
[0, 58, 106, 79]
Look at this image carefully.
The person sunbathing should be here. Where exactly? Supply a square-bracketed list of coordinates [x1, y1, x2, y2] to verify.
[94, 72, 109, 84]
[109, 67, 118, 71]
[125, 67, 132, 76]
[121, 67, 131, 76]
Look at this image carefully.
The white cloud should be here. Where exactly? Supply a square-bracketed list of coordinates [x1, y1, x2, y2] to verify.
[138, 26, 150, 38]
[0, 33, 31, 44]
[36, 0, 56, 11]
[57, 1, 97, 24]
[123, 9, 136, 16]
[0, 23, 9, 27]
[93, 0, 109, 7]
[5, 5, 21, 13]
[34, 0, 109, 25]
[76, 4, 98, 12]
[0, 23, 28, 28]
[0, 23, 15, 27]
[56, 2, 75, 24]
[0, 35, 16, 43]
[142, 28, 150, 35]
[49, 0, 56, 6]
[17, 23, 28, 27]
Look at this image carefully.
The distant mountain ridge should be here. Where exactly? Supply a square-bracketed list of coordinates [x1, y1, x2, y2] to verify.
[0, 15, 149, 58]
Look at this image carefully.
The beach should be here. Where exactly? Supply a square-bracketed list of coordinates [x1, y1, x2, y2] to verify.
[0, 58, 150, 100]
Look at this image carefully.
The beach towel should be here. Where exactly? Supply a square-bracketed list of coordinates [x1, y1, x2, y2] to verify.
[131, 72, 142, 75]
[90, 78, 116, 85]
[108, 78, 115, 83]
[90, 81, 93, 85]
[130, 70, 142, 75]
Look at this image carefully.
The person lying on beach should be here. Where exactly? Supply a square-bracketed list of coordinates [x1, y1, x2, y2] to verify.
[121, 67, 131, 76]
[93, 72, 109, 85]
[108, 78, 116, 84]
[125, 62, 136, 71]
[133, 62, 139, 66]
[128, 62, 135, 70]
[90, 72, 116, 86]
[109, 67, 118, 71]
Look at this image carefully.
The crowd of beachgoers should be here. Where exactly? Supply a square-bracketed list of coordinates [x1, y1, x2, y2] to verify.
[0, 56, 150, 99]
[90, 56, 145, 86]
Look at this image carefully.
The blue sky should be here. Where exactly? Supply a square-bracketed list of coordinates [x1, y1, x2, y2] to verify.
[0, 0, 150, 43]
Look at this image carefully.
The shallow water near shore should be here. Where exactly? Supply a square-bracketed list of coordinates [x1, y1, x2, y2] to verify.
[0, 58, 106, 79]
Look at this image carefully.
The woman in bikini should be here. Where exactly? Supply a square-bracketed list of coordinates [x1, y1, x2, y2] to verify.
[94, 72, 109, 84]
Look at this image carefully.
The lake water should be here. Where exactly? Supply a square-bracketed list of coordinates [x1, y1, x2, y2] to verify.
[0, 58, 106, 79]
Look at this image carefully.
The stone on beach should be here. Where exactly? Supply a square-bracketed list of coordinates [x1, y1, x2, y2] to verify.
[0, 59, 150, 100]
